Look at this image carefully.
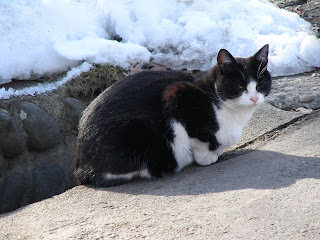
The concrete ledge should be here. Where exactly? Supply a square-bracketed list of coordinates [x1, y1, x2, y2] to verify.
[1, 111, 319, 240]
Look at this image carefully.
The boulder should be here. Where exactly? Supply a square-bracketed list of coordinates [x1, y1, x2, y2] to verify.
[31, 160, 66, 203]
[0, 109, 25, 157]
[63, 97, 86, 126]
[19, 102, 61, 151]
[0, 167, 27, 213]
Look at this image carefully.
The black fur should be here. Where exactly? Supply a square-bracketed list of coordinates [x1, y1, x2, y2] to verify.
[74, 45, 272, 187]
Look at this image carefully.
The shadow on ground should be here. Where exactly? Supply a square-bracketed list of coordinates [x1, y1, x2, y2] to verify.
[1, 149, 319, 220]
[96, 149, 320, 196]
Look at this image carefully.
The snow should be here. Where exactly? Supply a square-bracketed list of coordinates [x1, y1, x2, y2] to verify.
[0, 62, 92, 99]
[1, 0, 320, 98]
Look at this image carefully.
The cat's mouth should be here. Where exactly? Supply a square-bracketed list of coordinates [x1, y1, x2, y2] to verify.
[223, 98, 263, 111]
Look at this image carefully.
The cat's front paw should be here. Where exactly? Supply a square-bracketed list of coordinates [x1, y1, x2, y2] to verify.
[194, 151, 218, 166]
[215, 148, 224, 157]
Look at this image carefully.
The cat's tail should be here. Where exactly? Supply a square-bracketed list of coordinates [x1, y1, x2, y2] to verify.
[74, 166, 130, 187]
[74, 164, 153, 187]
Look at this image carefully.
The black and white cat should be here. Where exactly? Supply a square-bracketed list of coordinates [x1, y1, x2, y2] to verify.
[74, 45, 272, 187]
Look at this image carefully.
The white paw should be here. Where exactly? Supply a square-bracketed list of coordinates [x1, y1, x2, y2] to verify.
[215, 148, 225, 157]
[194, 151, 218, 166]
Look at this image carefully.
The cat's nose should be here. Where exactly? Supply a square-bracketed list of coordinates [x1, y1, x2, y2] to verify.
[250, 96, 259, 103]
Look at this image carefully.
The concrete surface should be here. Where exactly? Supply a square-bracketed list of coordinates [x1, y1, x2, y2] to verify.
[0, 104, 319, 240]
[234, 103, 304, 148]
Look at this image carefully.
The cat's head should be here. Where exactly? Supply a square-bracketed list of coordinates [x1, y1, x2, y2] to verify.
[215, 44, 272, 109]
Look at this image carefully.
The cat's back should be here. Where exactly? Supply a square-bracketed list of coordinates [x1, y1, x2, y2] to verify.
[82, 70, 195, 124]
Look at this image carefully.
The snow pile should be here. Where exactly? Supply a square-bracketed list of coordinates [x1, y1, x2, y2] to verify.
[0, 0, 150, 84]
[1, 0, 320, 89]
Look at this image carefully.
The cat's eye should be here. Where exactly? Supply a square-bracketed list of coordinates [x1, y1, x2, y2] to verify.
[239, 85, 247, 91]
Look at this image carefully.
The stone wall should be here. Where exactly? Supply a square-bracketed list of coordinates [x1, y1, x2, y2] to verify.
[0, 87, 87, 213]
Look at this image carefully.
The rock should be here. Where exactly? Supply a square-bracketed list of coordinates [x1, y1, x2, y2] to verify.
[269, 72, 320, 110]
[0, 167, 27, 213]
[311, 72, 320, 77]
[63, 97, 86, 126]
[308, 14, 314, 19]
[19, 102, 61, 151]
[295, 107, 313, 114]
[0, 109, 25, 157]
[31, 161, 66, 203]
[298, 95, 315, 103]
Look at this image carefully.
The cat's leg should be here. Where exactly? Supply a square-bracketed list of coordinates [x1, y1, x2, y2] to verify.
[75, 117, 174, 187]
[214, 146, 225, 157]
[162, 82, 220, 168]
[190, 138, 218, 166]
[169, 120, 193, 170]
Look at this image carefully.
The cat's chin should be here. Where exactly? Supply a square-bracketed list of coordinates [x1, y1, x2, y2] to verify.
[249, 99, 264, 107]
[223, 100, 262, 111]
[252, 97, 265, 107]
[247, 100, 264, 109]
[242, 94, 265, 108]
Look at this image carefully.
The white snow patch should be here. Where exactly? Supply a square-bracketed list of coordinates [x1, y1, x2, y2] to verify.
[0, 62, 92, 99]
[1, 0, 320, 98]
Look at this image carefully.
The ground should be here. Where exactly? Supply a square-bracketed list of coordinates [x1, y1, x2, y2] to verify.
[1, 105, 319, 240]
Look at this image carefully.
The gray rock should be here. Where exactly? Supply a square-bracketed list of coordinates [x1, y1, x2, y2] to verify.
[298, 95, 315, 103]
[269, 72, 320, 110]
[0, 167, 27, 213]
[32, 161, 66, 203]
[63, 97, 86, 126]
[0, 109, 25, 157]
[19, 102, 61, 151]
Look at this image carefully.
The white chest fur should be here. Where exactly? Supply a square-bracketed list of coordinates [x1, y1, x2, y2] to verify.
[214, 104, 254, 151]
[170, 102, 256, 170]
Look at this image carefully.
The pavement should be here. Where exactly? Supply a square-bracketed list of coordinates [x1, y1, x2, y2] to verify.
[0, 102, 320, 240]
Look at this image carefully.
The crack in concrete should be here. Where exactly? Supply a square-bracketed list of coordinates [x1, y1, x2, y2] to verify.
[220, 110, 320, 162]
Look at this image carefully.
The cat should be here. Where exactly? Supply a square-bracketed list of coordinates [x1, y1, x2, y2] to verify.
[74, 44, 272, 187]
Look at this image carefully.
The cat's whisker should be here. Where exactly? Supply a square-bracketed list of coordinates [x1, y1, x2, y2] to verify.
[260, 65, 267, 77]
[257, 61, 267, 79]
[209, 86, 221, 102]
[257, 61, 263, 78]
[222, 102, 242, 109]
[223, 100, 256, 110]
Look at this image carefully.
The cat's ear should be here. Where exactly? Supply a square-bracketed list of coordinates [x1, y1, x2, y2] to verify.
[217, 49, 237, 74]
[253, 44, 269, 64]
[217, 49, 237, 65]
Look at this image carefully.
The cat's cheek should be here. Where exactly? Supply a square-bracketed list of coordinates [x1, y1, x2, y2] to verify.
[240, 91, 265, 106]
[254, 93, 265, 105]
[238, 93, 254, 106]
